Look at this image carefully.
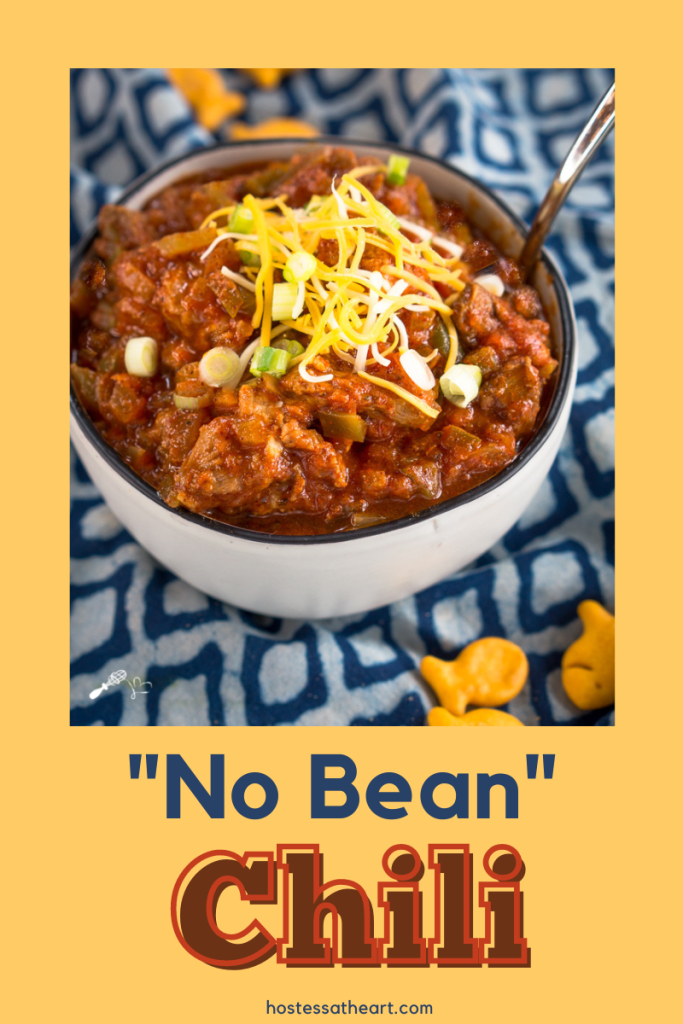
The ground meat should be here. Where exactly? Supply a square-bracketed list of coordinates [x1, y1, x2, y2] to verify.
[274, 147, 356, 208]
[316, 238, 340, 267]
[478, 357, 542, 438]
[461, 239, 498, 272]
[453, 284, 499, 339]
[512, 285, 544, 320]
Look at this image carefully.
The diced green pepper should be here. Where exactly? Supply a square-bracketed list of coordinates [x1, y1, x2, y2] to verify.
[430, 318, 451, 361]
[441, 425, 481, 451]
[463, 347, 499, 373]
[319, 411, 367, 443]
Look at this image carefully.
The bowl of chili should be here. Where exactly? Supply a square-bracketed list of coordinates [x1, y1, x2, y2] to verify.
[70, 139, 577, 618]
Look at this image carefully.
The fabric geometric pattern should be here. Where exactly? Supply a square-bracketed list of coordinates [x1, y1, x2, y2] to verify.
[70, 68, 615, 726]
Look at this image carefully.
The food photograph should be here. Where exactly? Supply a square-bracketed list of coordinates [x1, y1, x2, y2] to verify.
[70, 68, 615, 727]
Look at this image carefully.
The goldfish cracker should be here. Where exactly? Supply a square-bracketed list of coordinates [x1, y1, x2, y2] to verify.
[428, 707, 524, 727]
[562, 600, 615, 710]
[421, 637, 528, 717]
[227, 117, 319, 141]
[239, 68, 293, 89]
[167, 69, 244, 131]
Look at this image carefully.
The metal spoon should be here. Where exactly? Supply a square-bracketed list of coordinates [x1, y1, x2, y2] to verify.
[518, 82, 615, 281]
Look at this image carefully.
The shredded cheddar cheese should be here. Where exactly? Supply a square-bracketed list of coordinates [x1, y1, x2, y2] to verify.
[199, 165, 465, 418]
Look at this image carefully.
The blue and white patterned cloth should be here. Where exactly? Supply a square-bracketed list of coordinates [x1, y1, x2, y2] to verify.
[70, 69, 614, 727]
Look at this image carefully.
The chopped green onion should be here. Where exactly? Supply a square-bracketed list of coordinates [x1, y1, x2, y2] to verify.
[228, 203, 255, 234]
[387, 154, 410, 186]
[198, 347, 242, 389]
[440, 364, 482, 408]
[272, 337, 305, 358]
[173, 391, 212, 410]
[319, 411, 367, 443]
[271, 281, 299, 321]
[283, 250, 317, 283]
[124, 336, 158, 377]
[377, 202, 401, 233]
[304, 195, 325, 215]
[239, 249, 261, 268]
[250, 345, 291, 378]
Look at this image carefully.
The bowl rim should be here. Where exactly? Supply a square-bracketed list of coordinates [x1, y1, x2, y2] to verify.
[70, 136, 576, 547]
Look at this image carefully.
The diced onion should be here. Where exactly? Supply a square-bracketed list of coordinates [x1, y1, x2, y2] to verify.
[173, 392, 212, 410]
[200, 233, 227, 262]
[440, 364, 482, 407]
[199, 347, 242, 389]
[475, 273, 505, 297]
[400, 349, 436, 390]
[220, 265, 256, 291]
[124, 336, 158, 377]
[271, 281, 299, 320]
[352, 513, 388, 529]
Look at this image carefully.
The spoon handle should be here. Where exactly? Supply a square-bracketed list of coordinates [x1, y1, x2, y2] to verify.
[519, 82, 615, 279]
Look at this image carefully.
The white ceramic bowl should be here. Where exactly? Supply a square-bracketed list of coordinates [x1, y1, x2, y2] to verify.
[70, 139, 577, 619]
